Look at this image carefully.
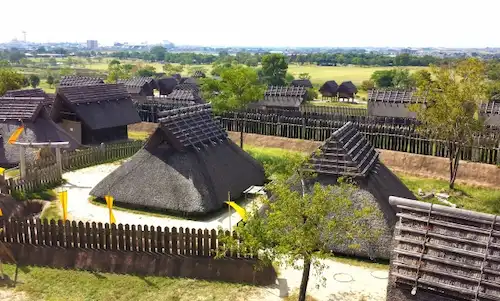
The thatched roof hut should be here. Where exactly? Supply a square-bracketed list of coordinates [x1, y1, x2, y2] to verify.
[52, 84, 141, 145]
[337, 81, 358, 99]
[319, 80, 339, 98]
[387, 197, 500, 301]
[192, 70, 206, 78]
[4, 88, 54, 108]
[301, 122, 415, 259]
[291, 79, 313, 88]
[166, 90, 204, 104]
[480, 101, 500, 127]
[157, 77, 179, 96]
[59, 76, 104, 86]
[367, 89, 426, 118]
[251, 86, 307, 110]
[90, 104, 265, 215]
[0, 97, 79, 167]
[118, 77, 156, 96]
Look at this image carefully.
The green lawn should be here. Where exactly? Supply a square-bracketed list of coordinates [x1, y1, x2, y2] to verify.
[1, 264, 259, 301]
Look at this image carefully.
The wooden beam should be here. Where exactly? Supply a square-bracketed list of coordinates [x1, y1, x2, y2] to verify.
[12, 142, 70, 149]
[19, 146, 26, 180]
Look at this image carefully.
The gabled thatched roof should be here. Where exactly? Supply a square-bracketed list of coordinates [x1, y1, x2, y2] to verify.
[90, 104, 265, 215]
[319, 80, 339, 95]
[338, 81, 358, 94]
[118, 77, 156, 95]
[252, 86, 307, 108]
[291, 79, 313, 88]
[166, 90, 204, 104]
[4, 88, 53, 106]
[307, 122, 378, 177]
[368, 89, 424, 103]
[387, 197, 500, 301]
[54, 84, 141, 130]
[59, 76, 104, 86]
[157, 77, 178, 95]
[174, 83, 200, 92]
[480, 101, 500, 115]
[0, 97, 44, 122]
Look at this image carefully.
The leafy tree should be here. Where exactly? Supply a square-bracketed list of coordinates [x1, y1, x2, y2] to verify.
[150, 46, 166, 62]
[261, 53, 288, 86]
[36, 46, 47, 54]
[411, 69, 433, 87]
[0, 68, 25, 95]
[298, 73, 311, 80]
[486, 62, 500, 81]
[486, 81, 500, 100]
[59, 66, 74, 76]
[8, 50, 25, 63]
[394, 53, 411, 66]
[411, 58, 487, 189]
[392, 69, 415, 89]
[305, 88, 318, 101]
[360, 79, 375, 91]
[285, 72, 295, 85]
[216, 155, 380, 301]
[106, 60, 131, 83]
[0, 60, 10, 68]
[201, 65, 265, 112]
[46, 75, 55, 88]
[29, 75, 40, 88]
[48, 58, 57, 66]
[162, 63, 184, 76]
[370, 69, 395, 88]
[135, 65, 156, 77]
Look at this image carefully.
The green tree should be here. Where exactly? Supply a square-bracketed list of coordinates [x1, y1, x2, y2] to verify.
[216, 156, 380, 301]
[370, 69, 396, 88]
[486, 81, 500, 100]
[150, 46, 166, 62]
[360, 79, 375, 91]
[261, 53, 288, 86]
[135, 65, 156, 77]
[201, 65, 265, 112]
[392, 69, 415, 89]
[298, 73, 311, 80]
[0, 68, 25, 95]
[106, 60, 131, 83]
[29, 74, 40, 88]
[394, 53, 411, 66]
[411, 58, 487, 189]
[59, 66, 74, 76]
[305, 88, 318, 101]
[411, 69, 433, 87]
[46, 75, 55, 88]
[162, 63, 184, 75]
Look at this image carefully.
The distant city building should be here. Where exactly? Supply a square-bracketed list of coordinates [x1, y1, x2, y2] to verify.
[86, 40, 98, 49]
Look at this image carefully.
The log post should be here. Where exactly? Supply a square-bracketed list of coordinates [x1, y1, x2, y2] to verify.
[19, 146, 26, 180]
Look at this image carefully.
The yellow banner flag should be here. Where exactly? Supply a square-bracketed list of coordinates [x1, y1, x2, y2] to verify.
[8, 125, 24, 144]
[59, 191, 68, 222]
[0, 208, 3, 217]
[225, 201, 247, 221]
[105, 195, 116, 224]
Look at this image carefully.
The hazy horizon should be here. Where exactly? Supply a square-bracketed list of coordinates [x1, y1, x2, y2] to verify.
[1, 0, 499, 48]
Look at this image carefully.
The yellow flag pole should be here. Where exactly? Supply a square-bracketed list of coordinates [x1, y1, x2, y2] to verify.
[228, 191, 231, 232]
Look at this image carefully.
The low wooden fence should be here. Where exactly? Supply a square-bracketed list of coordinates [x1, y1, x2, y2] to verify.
[8, 140, 144, 195]
[0, 218, 275, 284]
[219, 114, 500, 165]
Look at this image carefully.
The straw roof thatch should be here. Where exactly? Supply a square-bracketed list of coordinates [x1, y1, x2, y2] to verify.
[299, 122, 415, 259]
[291, 79, 313, 88]
[166, 90, 204, 104]
[251, 86, 307, 109]
[157, 77, 178, 95]
[338, 81, 358, 96]
[480, 102, 500, 127]
[90, 104, 265, 215]
[4, 89, 53, 106]
[59, 76, 104, 86]
[387, 197, 500, 301]
[368, 89, 423, 104]
[319, 80, 339, 97]
[118, 77, 156, 96]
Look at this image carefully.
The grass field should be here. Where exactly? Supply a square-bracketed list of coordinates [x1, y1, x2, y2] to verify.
[1, 264, 258, 301]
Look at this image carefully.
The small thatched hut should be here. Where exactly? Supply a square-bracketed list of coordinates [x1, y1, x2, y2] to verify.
[387, 197, 500, 301]
[0, 97, 79, 167]
[480, 101, 500, 127]
[291, 79, 313, 88]
[59, 76, 104, 86]
[250, 86, 307, 110]
[118, 77, 156, 96]
[301, 122, 415, 259]
[337, 81, 358, 100]
[157, 77, 179, 96]
[319, 80, 339, 99]
[90, 104, 265, 215]
[368, 89, 425, 118]
[52, 84, 141, 145]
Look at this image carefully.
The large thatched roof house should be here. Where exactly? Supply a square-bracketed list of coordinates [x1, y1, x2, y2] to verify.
[157, 77, 179, 96]
[367, 89, 426, 118]
[0, 97, 79, 167]
[59, 76, 104, 87]
[250, 86, 307, 110]
[387, 197, 500, 301]
[319, 80, 339, 99]
[337, 81, 358, 100]
[480, 101, 500, 127]
[90, 104, 265, 215]
[51, 84, 141, 145]
[302, 122, 416, 259]
[4, 88, 54, 109]
[118, 77, 156, 96]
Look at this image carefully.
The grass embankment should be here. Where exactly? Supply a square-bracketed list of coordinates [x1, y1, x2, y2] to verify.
[2, 264, 257, 301]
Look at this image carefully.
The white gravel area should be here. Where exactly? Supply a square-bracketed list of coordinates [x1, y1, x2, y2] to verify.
[57, 162, 388, 301]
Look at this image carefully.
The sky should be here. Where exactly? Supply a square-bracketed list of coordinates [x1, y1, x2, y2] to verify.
[0, 0, 499, 48]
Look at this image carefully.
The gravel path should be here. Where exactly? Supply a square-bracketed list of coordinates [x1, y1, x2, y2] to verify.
[56, 163, 388, 300]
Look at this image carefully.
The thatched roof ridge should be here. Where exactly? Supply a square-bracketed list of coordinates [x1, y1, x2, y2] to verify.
[55, 84, 140, 130]
[265, 86, 307, 97]
[307, 122, 378, 177]
[4, 88, 53, 105]
[338, 81, 358, 94]
[368, 89, 425, 104]
[157, 77, 178, 95]
[192, 70, 206, 78]
[291, 79, 313, 88]
[166, 90, 204, 103]
[174, 83, 200, 92]
[319, 80, 339, 95]
[59, 76, 104, 86]
[481, 102, 500, 115]
[252, 86, 307, 108]
[387, 197, 500, 301]
[0, 97, 44, 121]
